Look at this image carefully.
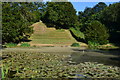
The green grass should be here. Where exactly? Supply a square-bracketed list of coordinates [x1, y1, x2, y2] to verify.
[29, 22, 76, 45]
[20, 43, 30, 47]
[31, 39, 74, 44]
[5, 43, 17, 48]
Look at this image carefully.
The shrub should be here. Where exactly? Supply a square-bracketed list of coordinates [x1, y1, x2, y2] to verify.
[88, 41, 100, 49]
[5, 43, 17, 48]
[20, 43, 30, 47]
[71, 43, 80, 47]
[84, 20, 109, 44]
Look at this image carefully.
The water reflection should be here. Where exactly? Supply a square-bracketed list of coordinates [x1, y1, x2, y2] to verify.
[71, 49, 120, 67]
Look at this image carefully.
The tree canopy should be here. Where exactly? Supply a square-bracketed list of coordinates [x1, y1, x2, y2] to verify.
[99, 3, 120, 31]
[2, 2, 45, 43]
[42, 2, 77, 29]
[83, 21, 109, 44]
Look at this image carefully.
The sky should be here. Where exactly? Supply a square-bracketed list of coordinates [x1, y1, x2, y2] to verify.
[42, 0, 119, 13]
[71, 2, 117, 12]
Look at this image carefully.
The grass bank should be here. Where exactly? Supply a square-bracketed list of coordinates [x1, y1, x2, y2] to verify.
[28, 22, 77, 47]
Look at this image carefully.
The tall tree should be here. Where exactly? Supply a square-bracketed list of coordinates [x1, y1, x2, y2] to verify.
[78, 2, 107, 23]
[92, 2, 107, 13]
[83, 21, 109, 44]
[98, 2, 120, 43]
[42, 2, 77, 29]
[2, 2, 45, 43]
[99, 2, 120, 31]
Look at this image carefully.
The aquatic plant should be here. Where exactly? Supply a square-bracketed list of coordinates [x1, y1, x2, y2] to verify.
[2, 51, 120, 78]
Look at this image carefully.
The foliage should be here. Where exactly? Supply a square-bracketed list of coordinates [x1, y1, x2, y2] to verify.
[20, 43, 30, 47]
[99, 2, 120, 31]
[42, 2, 77, 29]
[78, 2, 120, 45]
[2, 64, 9, 78]
[2, 2, 45, 44]
[83, 21, 109, 44]
[5, 43, 17, 48]
[88, 41, 100, 49]
[71, 43, 80, 47]
[98, 2, 120, 43]
[76, 2, 108, 44]
[92, 2, 107, 13]
[1, 67, 5, 78]
[78, 2, 107, 23]
[70, 27, 85, 40]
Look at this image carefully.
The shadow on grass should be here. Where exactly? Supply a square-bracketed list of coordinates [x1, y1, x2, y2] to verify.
[22, 39, 32, 42]
[70, 30, 86, 43]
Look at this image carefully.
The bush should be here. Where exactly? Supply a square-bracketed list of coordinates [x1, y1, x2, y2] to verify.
[20, 43, 30, 47]
[88, 41, 100, 49]
[5, 43, 17, 48]
[71, 43, 80, 47]
[84, 21, 109, 44]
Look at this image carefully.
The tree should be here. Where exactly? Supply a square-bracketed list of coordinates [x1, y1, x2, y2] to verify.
[83, 21, 109, 44]
[78, 2, 107, 24]
[42, 2, 77, 29]
[98, 2, 120, 43]
[84, 7, 92, 17]
[2, 2, 45, 43]
[92, 2, 107, 13]
[99, 2, 120, 31]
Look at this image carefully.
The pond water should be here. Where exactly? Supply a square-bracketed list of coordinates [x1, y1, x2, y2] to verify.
[71, 49, 120, 67]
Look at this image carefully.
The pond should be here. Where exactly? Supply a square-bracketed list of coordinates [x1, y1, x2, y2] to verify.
[1, 48, 120, 78]
[71, 49, 120, 67]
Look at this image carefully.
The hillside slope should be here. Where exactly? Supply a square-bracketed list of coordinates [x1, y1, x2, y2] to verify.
[29, 22, 77, 47]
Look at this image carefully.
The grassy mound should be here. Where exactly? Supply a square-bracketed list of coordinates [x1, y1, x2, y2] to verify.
[29, 22, 76, 46]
